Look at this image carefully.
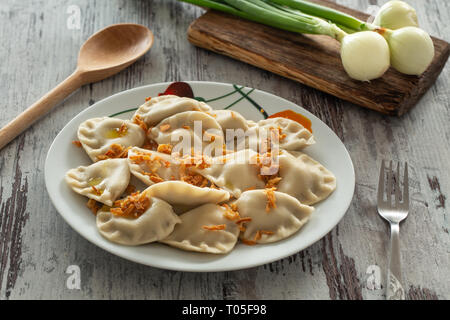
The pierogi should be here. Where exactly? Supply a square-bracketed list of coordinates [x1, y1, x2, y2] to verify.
[65, 158, 130, 206]
[78, 117, 146, 162]
[65, 94, 336, 254]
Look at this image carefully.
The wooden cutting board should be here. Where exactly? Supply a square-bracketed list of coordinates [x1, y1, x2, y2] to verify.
[187, 0, 450, 116]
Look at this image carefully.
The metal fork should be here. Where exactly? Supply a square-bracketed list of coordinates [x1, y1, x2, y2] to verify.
[377, 160, 409, 300]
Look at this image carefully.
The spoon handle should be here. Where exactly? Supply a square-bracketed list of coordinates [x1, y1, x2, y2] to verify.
[0, 69, 83, 150]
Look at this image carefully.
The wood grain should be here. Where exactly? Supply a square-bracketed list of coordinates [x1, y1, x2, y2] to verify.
[0, 71, 83, 150]
[0, 0, 449, 300]
[0, 23, 153, 150]
[187, 1, 450, 116]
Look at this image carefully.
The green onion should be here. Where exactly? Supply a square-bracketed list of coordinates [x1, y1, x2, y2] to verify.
[225, 0, 335, 35]
[178, 0, 253, 20]
[178, 0, 392, 80]
[268, 0, 369, 31]
[179, 0, 346, 40]
[385, 26, 435, 75]
[373, 0, 419, 30]
[180, 0, 331, 35]
[266, 0, 435, 75]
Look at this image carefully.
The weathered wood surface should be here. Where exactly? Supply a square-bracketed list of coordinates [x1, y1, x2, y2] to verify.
[187, 3, 449, 116]
[0, 0, 448, 300]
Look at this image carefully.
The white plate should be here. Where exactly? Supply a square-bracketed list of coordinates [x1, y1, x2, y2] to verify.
[45, 81, 355, 272]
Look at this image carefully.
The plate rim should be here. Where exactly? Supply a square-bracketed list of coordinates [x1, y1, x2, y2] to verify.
[45, 80, 355, 272]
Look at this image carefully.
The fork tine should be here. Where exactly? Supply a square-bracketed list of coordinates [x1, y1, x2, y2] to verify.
[402, 162, 409, 210]
[386, 160, 393, 205]
[394, 162, 401, 206]
[377, 160, 386, 205]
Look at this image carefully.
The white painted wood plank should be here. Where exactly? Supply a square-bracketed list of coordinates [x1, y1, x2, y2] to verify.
[0, 0, 448, 299]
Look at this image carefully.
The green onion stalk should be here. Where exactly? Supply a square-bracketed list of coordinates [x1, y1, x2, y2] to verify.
[181, 0, 344, 39]
[269, 0, 435, 75]
[179, 0, 391, 81]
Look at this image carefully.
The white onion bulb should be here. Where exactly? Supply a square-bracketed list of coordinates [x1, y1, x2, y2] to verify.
[374, 1, 419, 30]
[340, 31, 390, 81]
[387, 27, 435, 75]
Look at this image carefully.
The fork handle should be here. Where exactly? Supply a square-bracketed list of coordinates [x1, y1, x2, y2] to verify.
[387, 222, 405, 300]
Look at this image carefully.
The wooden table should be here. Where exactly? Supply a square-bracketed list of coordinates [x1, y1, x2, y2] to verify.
[0, 0, 448, 300]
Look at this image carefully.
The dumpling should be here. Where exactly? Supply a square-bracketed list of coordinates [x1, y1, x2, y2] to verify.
[246, 117, 315, 152]
[148, 111, 224, 156]
[145, 181, 230, 207]
[208, 110, 250, 152]
[133, 95, 212, 127]
[192, 149, 266, 198]
[78, 117, 146, 161]
[96, 194, 180, 245]
[235, 190, 313, 244]
[127, 147, 180, 185]
[247, 120, 258, 128]
[65, 158, 130, 206]
[128, 147, 216, 190]
[207, 110, 249, 132]
[276, 151, 336, 205]
[160, 203, 240, 254]
[194, 149, 336, 204]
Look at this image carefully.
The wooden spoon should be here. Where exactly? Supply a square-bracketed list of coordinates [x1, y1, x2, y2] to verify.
[0, 23, 154, 150]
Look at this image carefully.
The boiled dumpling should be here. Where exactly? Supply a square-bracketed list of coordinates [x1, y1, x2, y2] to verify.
[128, 147, 215, 190]
[247, 120, 258, 128]
[194, 149, 336, 204]
[78, 117, 146, 161]
[160, 203, 240, 254]
[208, 109, 249, 132]
[96, 195, 180, 245]
[235, 190, 313, 244]
[148, 111, 224, 156]
[65, 158, 130, 206]
[209, 110, 250, 152]
[127, 147, 181, 186]
[276, 151, 336, 205]
[133, 95, 212, 127]
[145, 181, 230, 207]
[192, 149, 266, 198]
[246, 117, 315, 152]
[258, 117, 315, 150]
